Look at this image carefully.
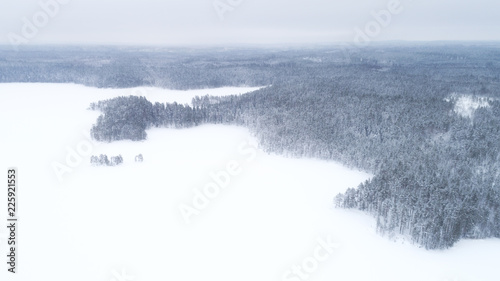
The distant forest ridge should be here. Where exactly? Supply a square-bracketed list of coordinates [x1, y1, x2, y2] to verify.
[1, 43, 499, 94]
[3, 44, 500, 249]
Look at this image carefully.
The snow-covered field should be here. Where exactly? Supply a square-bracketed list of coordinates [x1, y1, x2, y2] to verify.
[1, 83, 499, 281]
[445, 93, 493, 118]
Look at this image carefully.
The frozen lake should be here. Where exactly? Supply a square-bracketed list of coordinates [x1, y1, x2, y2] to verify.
[0, 83, 499, 281]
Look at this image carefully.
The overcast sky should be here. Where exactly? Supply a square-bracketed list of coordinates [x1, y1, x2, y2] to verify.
[1, 0, 499, 46]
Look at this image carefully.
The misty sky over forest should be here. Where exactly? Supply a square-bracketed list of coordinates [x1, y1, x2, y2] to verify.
[1, 0, 499, 46]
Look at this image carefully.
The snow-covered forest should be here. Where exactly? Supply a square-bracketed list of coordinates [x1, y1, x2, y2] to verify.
[3, 44, 500, 250]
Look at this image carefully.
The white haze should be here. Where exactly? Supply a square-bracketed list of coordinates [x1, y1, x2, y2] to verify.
[1, 0, 500, 46]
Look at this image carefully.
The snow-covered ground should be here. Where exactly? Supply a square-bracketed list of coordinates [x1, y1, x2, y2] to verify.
[1, 83, 499, 281]
[445, 93, 492, 118]
[118, 85, 265, 105]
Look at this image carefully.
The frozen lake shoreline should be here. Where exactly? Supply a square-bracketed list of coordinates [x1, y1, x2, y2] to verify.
[0, 83, 499, 281]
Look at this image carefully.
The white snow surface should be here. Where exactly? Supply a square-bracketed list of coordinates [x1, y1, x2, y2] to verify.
[122, 85, 265, 105]
[0, 83, 499, 281]
[445, 94, 492, 118]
